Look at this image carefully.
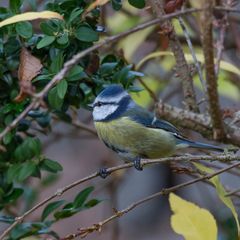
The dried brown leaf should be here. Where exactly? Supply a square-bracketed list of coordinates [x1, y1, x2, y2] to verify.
[14, 47, 43, 102]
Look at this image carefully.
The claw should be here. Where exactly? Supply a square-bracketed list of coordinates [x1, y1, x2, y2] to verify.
[134, 158, 143, 171]
[99, 167, 110, 178]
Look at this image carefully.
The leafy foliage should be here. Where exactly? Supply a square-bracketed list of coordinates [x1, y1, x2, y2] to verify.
[1, 186, 100, 239]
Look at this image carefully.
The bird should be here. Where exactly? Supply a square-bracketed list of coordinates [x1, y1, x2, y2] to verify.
[91, 84, 223, 177]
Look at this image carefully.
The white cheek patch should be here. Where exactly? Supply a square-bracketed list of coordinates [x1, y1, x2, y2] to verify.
[93, 104, 118, 121]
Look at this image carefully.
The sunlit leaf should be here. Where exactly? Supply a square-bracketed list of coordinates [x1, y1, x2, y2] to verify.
[194, 162, 240, 237]
[85, 0, 110, 15]
[0, 11, 63, 28]
[170, 193, 218, 240]
[136, 51, 240, 76]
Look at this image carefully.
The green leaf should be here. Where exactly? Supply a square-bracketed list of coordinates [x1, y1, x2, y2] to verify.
[68, 8, 83, 23]
[41, 159, 63, 173]
[66, 65, 84, 81]
[113, 65, 131, 82]
[16, 21, 33, 38]
[57, 79, 68, 99]
[0, 216, 15, 224]
[3, 132, 13, 145]
[111, 0, 122, 10]
[57, 32, 69, 45]
[3, 188, 24, 203]
[84, 199, 101, 208]
[7, 164, 21, 183]
[50, 51, 64, 73]
[17, 162, 36, 182]
[14, 137, 41, 162]
[41, 200, 65, 221]
[54, 209, 76, 220]
[40, 21, 58, 36]
[73, 186, 94, 208]
[128, 0, 145, 8]
[194, 162, 240, 236]
[48, 86, 63, 110]
[10, 0, 23, 13]
[99, 62, 118, 75]
[27, 137, 41, 156]
[75, 26, 99, 42]
[37, 35, 55, 49]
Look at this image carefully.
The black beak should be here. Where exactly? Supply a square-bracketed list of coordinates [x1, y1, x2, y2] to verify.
[87, 103, 94, 110]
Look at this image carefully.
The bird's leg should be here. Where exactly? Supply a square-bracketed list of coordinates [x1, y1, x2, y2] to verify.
[98, 167, 110, 179]
[134, 157, 143, 171]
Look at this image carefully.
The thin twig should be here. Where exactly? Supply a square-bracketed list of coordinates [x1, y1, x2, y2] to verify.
[178, 16, 206, 93]
[1, 154, 239, 239]
[214, 17, 227, 76]
[137, 78, 158, 102]
[63, 161, 240, 239]
[225, 187, 240, 197]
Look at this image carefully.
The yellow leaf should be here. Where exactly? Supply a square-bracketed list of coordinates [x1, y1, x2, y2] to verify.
[194, 162, 240, 236]
[85, 0, 110, 15]
[169, 193, 218, 240]
[136, 51, 240, 76]
[0, 11, 63, 28]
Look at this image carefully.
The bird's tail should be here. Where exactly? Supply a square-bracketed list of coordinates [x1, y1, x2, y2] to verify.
[186, 140, 224, 152]
[176, 137, 224, 152]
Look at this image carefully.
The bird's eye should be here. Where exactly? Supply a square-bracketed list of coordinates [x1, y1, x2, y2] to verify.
[96, 101, 103, 107]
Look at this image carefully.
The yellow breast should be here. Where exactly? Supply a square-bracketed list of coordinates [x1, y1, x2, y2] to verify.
[94, 117, 176, 159]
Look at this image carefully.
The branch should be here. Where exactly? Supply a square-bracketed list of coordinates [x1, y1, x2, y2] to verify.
[63, 161, 240, 239]
[202, 0, 225, 140]
[148, 0, 199, 112]
[1, 154, 239, 239]
[156, 101, 240, 147]
[178, 16, 206, 93]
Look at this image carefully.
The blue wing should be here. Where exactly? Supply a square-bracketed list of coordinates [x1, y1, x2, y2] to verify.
[124, 105, 181, 135]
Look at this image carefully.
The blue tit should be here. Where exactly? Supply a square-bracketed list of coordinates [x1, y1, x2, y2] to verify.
[91, 84, 223, 176]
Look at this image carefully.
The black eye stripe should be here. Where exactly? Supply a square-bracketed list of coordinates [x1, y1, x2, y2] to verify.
[94, 101, 116, 107]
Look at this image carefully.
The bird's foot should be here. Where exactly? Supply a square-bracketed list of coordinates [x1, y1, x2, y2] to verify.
[134, 158, 143, 171]
[99, 167, 110, 179]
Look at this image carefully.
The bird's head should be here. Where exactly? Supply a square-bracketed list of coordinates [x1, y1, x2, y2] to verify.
[92, 84, 134, 122]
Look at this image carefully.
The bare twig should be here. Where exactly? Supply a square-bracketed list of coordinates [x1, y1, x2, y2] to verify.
[63, 161, 240, 239]
[137, 78, 158, 102]
[202, 0, 225, 140]
[178, 16, 206, 93]
[226, 187, 240, 197]
[214, 17, 227, 76]
[1, 154, 239, 239]
[148, 0, 199, 112]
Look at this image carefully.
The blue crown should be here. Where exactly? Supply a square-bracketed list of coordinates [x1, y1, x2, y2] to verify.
[98, 84, 125, 98]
